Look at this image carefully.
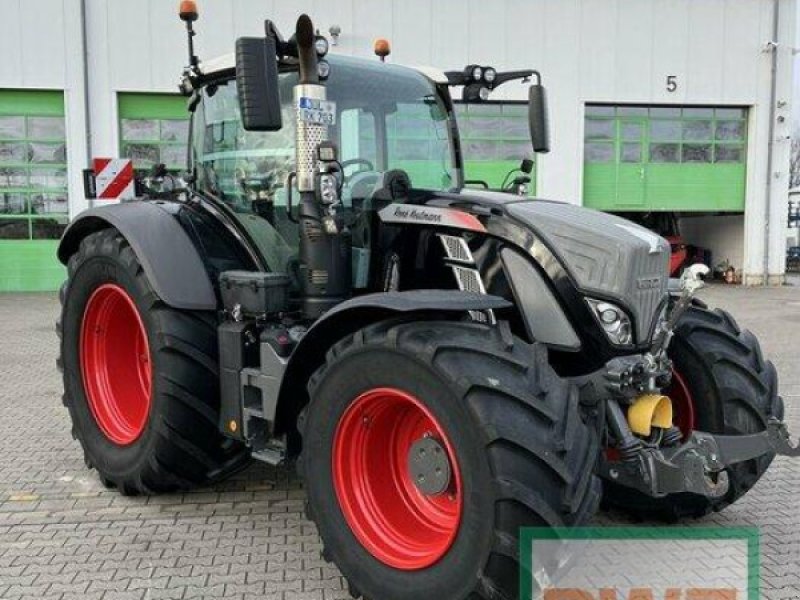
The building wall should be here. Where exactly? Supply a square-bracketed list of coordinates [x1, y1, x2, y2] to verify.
[0, 0, 795, 286]
[0, 0, 89, 218]
[680, 214, 745, 272]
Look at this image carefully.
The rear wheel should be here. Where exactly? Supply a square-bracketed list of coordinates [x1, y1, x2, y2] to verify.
[602, 304, 783, 520]
[58, 228, 248, 493]
[300, 320, 601, 600]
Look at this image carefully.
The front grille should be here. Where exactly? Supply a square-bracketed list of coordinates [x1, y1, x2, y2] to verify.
[628, 251, 669, 343]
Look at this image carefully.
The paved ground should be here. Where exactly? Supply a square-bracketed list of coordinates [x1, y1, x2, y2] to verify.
[0, 284, 798, 599]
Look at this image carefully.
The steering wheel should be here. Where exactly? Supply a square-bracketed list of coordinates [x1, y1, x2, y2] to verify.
[340, 158, 375, 180]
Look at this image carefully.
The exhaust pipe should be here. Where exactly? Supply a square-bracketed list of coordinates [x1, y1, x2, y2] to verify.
[294, 14, 325, 193]
[293, 14, 351, 318]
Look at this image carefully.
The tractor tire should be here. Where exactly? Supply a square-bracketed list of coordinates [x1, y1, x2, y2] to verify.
[602, 304, 783, 520]
[299, 319, 601, 600]
[58, 228, 248, 494]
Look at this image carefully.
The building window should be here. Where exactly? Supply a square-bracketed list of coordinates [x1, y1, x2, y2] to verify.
[584, 105, 746, 166]
[118, 93, 189, 173]
[0, 90, 68, 240]
[454, 102, 535, 193]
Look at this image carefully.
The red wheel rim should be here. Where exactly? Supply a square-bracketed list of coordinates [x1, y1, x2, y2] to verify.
[80, 283, 152, 445]
[332, 387, 463, 570]
[668, 369, 696, 439]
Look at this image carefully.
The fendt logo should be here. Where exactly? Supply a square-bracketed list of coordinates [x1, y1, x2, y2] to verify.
[522, 529, 759, 600]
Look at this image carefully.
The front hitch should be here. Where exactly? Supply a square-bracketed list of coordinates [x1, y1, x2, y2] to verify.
[599, 419, 800, 498]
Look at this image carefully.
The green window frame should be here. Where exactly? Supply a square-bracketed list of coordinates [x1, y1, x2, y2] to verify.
[0, 89, 69, 241]
[455, 102, 536, 194]
[118, 93, 190, 173]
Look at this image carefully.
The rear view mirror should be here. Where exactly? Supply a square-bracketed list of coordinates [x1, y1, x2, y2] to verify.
[235, 36, 282, 131]
[528, 84, 550, 153]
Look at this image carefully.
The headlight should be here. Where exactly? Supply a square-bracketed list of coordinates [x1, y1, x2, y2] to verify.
[315, 35, 329, 56]
[484, 67, 496, 83]
[478, 86, 490, 101]
[586, 299, 633, 346]
[471, 66, 483, 81]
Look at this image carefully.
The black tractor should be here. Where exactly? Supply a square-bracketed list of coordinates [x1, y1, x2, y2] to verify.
[56, 6, 799, 600]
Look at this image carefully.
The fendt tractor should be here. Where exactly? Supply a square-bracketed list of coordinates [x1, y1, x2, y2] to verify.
[57, 4, 800, 599]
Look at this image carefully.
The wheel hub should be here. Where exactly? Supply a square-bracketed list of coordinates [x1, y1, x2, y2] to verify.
[408, 435, 452, 496]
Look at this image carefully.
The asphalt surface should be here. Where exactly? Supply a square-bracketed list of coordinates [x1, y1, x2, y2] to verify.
[0, 284, 798, 599]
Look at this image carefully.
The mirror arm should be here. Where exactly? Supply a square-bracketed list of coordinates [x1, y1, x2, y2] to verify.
[493, 69, 539, 87]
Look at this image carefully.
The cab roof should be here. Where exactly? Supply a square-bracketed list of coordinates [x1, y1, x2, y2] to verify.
[197, 52, 449, 85]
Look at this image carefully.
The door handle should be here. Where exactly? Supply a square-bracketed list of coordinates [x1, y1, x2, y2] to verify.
[639, 166, 645, 179]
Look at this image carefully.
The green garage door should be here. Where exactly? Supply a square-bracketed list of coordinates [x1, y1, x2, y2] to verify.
[118, 93, 190, 173]
[455, 102, 536, 194]
[583, 105, 747, 212]
[0, 90, 68, 292]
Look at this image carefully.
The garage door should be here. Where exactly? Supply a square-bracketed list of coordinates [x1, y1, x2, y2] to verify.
[0, 90, 68, 291]
[583, 105, 747, 212]
[118, 93, 190, 172]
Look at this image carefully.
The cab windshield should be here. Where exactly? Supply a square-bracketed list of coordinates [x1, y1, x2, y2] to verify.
[192, 56, 459, 207]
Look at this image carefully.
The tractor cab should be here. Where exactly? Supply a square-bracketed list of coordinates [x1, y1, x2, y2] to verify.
[188, 54, 460, 274]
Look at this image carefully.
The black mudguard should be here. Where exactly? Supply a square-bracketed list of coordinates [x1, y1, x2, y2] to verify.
[57, 201, 217, 311]
[274, 290, 511, 438]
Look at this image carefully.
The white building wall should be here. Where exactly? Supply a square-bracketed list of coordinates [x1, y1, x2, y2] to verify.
[680, 214, 745, 272]
[0, 0, 89, 218]
[0, 0, 794, 282]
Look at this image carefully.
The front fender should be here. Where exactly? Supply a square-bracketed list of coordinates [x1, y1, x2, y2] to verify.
[274, 290, 511, 439]
[58, 201, 217, 311]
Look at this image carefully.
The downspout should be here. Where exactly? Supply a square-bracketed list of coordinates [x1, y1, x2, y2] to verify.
[763, 0, 780, 285]
[79, 0, 93, 189]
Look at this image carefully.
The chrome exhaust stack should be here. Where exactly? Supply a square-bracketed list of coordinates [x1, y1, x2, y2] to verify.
[292, 15, 351, 319]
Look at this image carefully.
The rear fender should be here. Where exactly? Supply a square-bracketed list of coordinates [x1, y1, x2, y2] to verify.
[58, 201, 217, 310]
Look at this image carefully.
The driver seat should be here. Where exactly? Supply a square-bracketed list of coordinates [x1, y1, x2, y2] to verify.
[364, 169, 411, 212]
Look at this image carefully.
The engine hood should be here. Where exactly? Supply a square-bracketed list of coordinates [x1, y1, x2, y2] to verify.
[444, 191, 670, 344]
[511, 199, 669, 343]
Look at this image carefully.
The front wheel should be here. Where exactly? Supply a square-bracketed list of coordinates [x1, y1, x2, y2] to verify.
[300, 320, 601, 600]
[603, 304, 784, 520]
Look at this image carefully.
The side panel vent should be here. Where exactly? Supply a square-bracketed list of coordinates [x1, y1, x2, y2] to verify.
[439, 234, 474, 264]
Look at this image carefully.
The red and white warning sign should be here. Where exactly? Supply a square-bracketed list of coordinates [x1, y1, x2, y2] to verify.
[93, 158, 135, 200]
